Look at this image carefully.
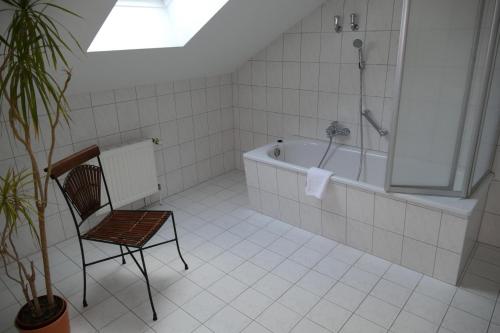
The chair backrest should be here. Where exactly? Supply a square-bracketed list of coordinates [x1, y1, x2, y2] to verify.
[46, 145, 113, 226]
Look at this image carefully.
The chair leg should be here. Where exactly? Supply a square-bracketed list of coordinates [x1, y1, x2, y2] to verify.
[119, 245, 126, 264]
[139, 248, 157, 321]
[171, 212, 189, 270]
[82, 265, 88, 307]
[77, 238, 88, 307]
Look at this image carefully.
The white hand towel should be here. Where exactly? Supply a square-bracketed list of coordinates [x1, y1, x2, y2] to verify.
[305, 167, 333, 200]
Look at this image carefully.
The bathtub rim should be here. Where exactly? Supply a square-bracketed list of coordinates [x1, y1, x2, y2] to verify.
[243, 138, 488, 219]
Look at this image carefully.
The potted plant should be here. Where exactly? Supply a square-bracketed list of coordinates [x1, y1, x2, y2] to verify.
[0, 0, 80, 331]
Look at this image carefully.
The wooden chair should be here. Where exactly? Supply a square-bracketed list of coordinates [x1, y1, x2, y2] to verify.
[46, 145, 188, 321]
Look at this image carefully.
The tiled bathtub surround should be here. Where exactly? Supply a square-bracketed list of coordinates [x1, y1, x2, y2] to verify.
[0, 74, 234, 255]
[233, 0, 401, 169]
[244, 157, 489, 285]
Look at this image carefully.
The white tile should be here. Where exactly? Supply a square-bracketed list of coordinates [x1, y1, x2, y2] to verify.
[433, 248, 461, 285]
[404, 293, 447, 325]
[250, 248, 286, 271]
[101, 312, 149, 333]
[340, 267, 380, 292]
[404, 204, 441, 245]
[267, 237, 301, 257]
[182, 291, 225, 322]
[153, 308, 200, 333]
[162, 277, 203, 306]
[296, 270, 336, 297]
[451, 289, 495, 320]
[257, 302, 302, 333]
[438, 214, 467, 253]
[355, 253, 391, 276]
[340, 315, 386, 333]
[373, 227, 403, 263]
[307, 299, 352, 332]
[206, 306, 252, 333]
[132, 294, 177, 322]
[442, 307, 489, 333]
[253, 273, 293, 300]
[230, 240, 263, 260]
[278, 285, 320, 315]
[230, 261, 267, 285]
[329, 244, 364, 265]
[391, 311, 438, 333]
[347, 218, 373, 252]
[415, 276, 456, 305]
[322, 210, 347, 243]
[207, 275, 247, 303]
[242, 321, 272, 333]
[374, 195, 405, 234]
[83, 297, 128, 329]
[289, 246, 324, 268]
[402, 237, 436, 276]
[371, 279, 411, 308]
[322, 182, 347, 215]
[210, 251, 245, 273]
[383, 264, 422, 290]
[314, 256, 350, 279]
[277, 169, 299, 200]
[356, 296, 399, 329]
[347, 187, 375, 224]
[231, 288, 273, 319]
[299, 203, 322, 234]
[291, 318, 330, 333]
[324, 282, 367, 311]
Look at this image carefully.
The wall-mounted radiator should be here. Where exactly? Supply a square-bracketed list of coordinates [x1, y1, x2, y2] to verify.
[99, 140, 158, 209]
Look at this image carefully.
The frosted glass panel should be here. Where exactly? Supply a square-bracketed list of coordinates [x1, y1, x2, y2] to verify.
[472, 38, 500, 186]
[390, 0, 482, 189]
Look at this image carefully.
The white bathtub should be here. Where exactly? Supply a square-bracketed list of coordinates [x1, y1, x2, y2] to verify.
[243, 137, 490, 285]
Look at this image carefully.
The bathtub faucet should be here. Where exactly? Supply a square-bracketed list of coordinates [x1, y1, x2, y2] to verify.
[326, 121, 350, 139]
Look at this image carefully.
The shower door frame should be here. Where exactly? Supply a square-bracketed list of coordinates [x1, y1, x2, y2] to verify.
[385, 0, 500, 198]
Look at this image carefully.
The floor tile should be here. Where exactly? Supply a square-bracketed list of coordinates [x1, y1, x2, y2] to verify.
[278, 285, 320, 315]
[289, 246, 325, 268]
[153, 308, 200, 333]
[329, 244, 363, 265]
[100, 312, 149, 333]
[340, 314, 386, 333]
[340, 266, 380, 292]
[383, 265, 422, 290]
[267, 237, 301, 257]
[205, 305, 252, 333]
[314, 256, 350, 279]
[442, 307, 489, 333]
[391, 311, 438, 333]
[161, 277, 203, 306]
[230, 240, 263, 259]
[355, 254, 391, 276]
[370, 279, 412, 308]
[404, 292, 448, 325]
[356, 295, 399, 329]
[210, 251, 245, 273]
[250, 249, 286, 271]
[291, 318, 330, 333]
[207, 275, 247, 303]
[451, 289, 495, 320]
[241, 321, 272, 333]
[325, 282, 367, 311]
[253, 273, 293, 300]
[231, 288, 274, 319]
[415, 275, 456, 305]
[191, 242, 224, 261]
[272, 259, 309, 283]
[257, 302, 302, 333]
[230, 261, 267, 285]
[83, 297, 129, 329]
[182, 290, 225, 323]
[132, 294, 177, 323]
[307, 299, 352, 332]
[296, 270, 337, 297]
[187, 263, 225, 288]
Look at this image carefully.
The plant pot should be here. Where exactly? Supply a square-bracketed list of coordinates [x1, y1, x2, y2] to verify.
[15, 295, 70, 333]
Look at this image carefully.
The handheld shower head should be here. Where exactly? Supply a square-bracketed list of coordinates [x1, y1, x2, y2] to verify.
[352, 39, 365, 70]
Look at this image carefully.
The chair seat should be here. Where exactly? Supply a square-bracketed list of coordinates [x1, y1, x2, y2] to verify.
[82, 210, 171, 248]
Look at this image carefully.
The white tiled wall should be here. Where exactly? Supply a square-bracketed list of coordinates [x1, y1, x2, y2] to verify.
[233, 0, 402, 168]
[0, 74, 235, 255]
[244, 157, 490, 285]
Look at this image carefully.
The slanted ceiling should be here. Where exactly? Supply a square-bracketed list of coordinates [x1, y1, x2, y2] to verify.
[1, 0, 323, 94]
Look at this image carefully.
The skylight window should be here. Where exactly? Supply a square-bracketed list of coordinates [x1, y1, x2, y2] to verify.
[87, 0, 230, 52]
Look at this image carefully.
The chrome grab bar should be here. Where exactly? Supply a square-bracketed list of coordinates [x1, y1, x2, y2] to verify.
[362, 110, 388, 136]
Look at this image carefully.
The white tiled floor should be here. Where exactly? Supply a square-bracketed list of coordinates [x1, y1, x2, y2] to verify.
[2, 170, 500, 332]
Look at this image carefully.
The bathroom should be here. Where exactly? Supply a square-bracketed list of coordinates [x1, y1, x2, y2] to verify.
[0, 0, 500, 332]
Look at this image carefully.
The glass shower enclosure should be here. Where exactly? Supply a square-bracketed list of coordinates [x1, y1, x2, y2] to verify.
[385, 0, 500, 197]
